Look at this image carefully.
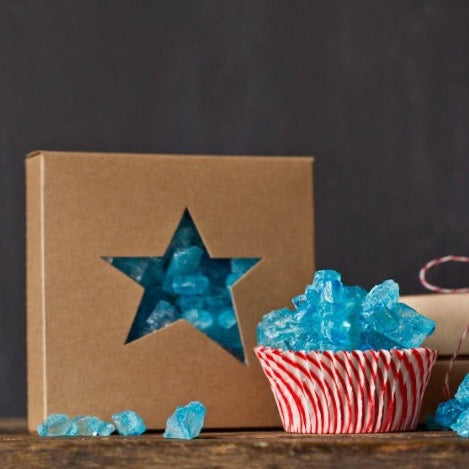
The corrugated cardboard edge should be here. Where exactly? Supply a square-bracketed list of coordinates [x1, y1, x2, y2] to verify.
[26, 152, 47, 430]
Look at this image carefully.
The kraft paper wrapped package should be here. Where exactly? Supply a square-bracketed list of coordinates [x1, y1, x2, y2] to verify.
[26, 151, 315, 431]
[403, 293, 469, 420]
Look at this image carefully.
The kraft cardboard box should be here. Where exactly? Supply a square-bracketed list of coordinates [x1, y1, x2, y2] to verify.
[26, 151, 315, 432]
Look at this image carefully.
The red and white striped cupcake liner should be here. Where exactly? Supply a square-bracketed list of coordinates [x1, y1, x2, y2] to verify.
[255, 345, 437, 434]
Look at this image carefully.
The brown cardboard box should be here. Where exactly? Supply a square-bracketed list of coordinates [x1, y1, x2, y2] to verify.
[26, 151, 315, 431]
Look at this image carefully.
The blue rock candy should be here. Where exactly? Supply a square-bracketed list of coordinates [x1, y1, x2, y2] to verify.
[112, 410, 146, 436]
[172, 274, 209, 295]
[163, 401, 206, 439]
[182, 309, 214, 331]
[176, 294, 205, 312]
[37, 413, 78, 437]
[144, 300, 180, 333]
[218, 308, 237, 330]
[107, 210, 259, 362]
[72, 415, 115, 436]
[257, 270, 434, 352]
[434, 399, 467, 429]
[166, 246, 203, 278]
[455, 374, 469, 404]
[451, 409, 469, 437]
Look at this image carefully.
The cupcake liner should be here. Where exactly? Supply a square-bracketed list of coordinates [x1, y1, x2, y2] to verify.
[255, 346, 437, 434]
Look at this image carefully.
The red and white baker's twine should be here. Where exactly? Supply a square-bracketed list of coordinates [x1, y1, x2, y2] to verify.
[419, 255, 469, 294]
[419, 255, 469, 399]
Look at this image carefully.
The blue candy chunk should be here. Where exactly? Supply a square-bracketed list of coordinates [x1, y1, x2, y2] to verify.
[163, 401, 206, 439]
[37, 413, 78, 437]
[291, 294, 306, 309]
[205, 287, 231, 309]
[182, 309, 214, 331]
[312, 270, 342, 289]
[112, 410, 146, 436]
[166, 246, 204, 278]
[172, 274, 209, 295]
[363, 279, 400, 310]
[451, 409, 469, 437]
[72, 416, 115, 436]
[230, 258, 259, 276]
[358, 331, 400, 351]
[455, 374, 469, 404]
[176, 294, 205, 312]
[218, 308, 237, 330]
[143, 300, 180, 333]
[434, 399, 467, 429]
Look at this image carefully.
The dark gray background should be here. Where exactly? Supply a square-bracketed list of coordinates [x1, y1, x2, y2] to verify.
[1, 1, 468, 416]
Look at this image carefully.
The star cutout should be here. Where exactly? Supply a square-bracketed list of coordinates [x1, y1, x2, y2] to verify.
[104, 209, 260, 362]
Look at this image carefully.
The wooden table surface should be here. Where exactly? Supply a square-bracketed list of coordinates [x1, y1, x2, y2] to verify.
[1, 419, 468, 468]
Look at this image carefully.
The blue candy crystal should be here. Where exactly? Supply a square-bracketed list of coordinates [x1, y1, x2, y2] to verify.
[112, 410, 146, 436]
[361, 283, 435, 349]
[257, 269, 434, 352]
[172, 274, 210, 295]
[451, 409, 469, 437]
[434, 399, 467, 429]
[163, 401, 206, 440]
[455, 374, 469, 404]
[105, 209, 259, 362]
[37, 413, 78, 437]
[166, 246, 203, 278]
[218, 308, 237, 330]
[72, 415, 115, 436]
[182, 309, 214, 331]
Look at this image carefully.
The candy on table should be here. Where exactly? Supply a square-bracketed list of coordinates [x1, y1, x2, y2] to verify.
[163, 401, 206, 440]
[37, 413, 78, 437]
[111, 410, 146, 436]
[72, 415, 115, 436]
[106, 210, 259, 362]
[428, 373, 469, 437]
[257, 269, 435, 352]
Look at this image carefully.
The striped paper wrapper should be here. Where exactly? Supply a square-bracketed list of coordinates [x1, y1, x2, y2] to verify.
[255, 345, 437, 434]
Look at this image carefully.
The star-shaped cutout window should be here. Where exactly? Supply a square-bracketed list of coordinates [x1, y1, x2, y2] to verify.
[103, 209, 260, 363]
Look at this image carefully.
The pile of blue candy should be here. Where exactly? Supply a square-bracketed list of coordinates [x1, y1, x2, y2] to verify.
[106, 211, 258, 361]
[427, 374, 469, 437]
[257, 269, 436, 352]
[37, 402, 206, 439]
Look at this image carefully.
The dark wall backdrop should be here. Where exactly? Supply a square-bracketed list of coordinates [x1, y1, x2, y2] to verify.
[1, 0, 468, 416]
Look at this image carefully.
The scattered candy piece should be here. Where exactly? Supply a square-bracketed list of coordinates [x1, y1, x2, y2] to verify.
[72, 415, 115, 436]
[257, 269, 435, 352]
[112, 410, 146, 436]
[37, 413, 78, 437]
[163, 401, 206, 440]
[451, 409, 469, 437]
[434, 399, 467, 429]
[427, 373, 469, 436]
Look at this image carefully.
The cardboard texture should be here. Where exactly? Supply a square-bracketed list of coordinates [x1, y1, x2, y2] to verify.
[26, 151, 315, 431]
[402, 293, 469, 356]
